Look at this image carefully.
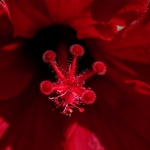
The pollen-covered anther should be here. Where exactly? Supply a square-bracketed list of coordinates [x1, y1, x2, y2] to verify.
[81, 90, 96, 104]
[40, 80, 53, 95]
[42, 50, 56, 63]
[92, 61, 106, 75]
[70, 44, 84, 56]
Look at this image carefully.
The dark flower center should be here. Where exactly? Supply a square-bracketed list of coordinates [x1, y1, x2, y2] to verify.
[28, 24, 94, 80]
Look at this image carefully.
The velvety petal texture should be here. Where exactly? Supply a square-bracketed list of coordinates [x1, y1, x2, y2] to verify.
[3, 0, 149, 40]
[82, 21, 150, 150]
[64, 122, 105, 150]
[0, 4, 13, 47]
[91, 0, 149, 40]
[0, 5, 35, 100]
[91, 0, 149, 25]
[4, 0, 100, 39]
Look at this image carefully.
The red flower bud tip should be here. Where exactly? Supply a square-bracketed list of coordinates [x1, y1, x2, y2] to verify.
[70, 44, 84, 56]
[92, 61, 106, 75]
[82, 90, 96, 104]
[42, 50, 56, 63]
[40, 80, 53, 95]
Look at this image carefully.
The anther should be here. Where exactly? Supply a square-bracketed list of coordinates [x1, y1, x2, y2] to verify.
[69, 108, 73, 113]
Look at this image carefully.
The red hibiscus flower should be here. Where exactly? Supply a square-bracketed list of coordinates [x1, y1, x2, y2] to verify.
[0, 0, 150, 150]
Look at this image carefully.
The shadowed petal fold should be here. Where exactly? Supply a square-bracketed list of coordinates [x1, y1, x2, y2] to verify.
[0, 5, 35, 100]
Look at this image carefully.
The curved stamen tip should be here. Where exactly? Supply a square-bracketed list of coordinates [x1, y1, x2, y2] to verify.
[81, 90, 96, 104]
[40, 80, 53, 95]
[42, 50, 56, 63]
[92, 61, 106, 75]
[70, 44, 84, 56]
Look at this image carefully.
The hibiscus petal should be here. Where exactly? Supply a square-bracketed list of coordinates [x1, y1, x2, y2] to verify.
[0, 6, 35, 100]
[1, 1, 150, 149]
[125, 80, 150, 96]
[4, 0, 96, 39]
[3, 0, 150, 41]
[91, 0, 149, 26]
[80, 21, 150, 149]
[64, 122, 105, 150]
[91, 0, 149, 40]
[0, 117, 9, 139]
[0, 46, 36, 100]
[0, 4, 13, 46]
[3, 0, 51, 38]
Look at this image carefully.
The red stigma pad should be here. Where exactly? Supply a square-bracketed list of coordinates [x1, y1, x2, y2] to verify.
[92, 61, 106, 75]
[82, 90, 96, 104]
[70, 44, 84, 56]
[42, 50, 56, 63]
[40, 80, 53, 95]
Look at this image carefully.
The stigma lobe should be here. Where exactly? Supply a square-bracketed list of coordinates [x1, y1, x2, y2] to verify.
[42, 50, 56, 63]
[40, 80, 53, 95]
[70, 44, 84, 56]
